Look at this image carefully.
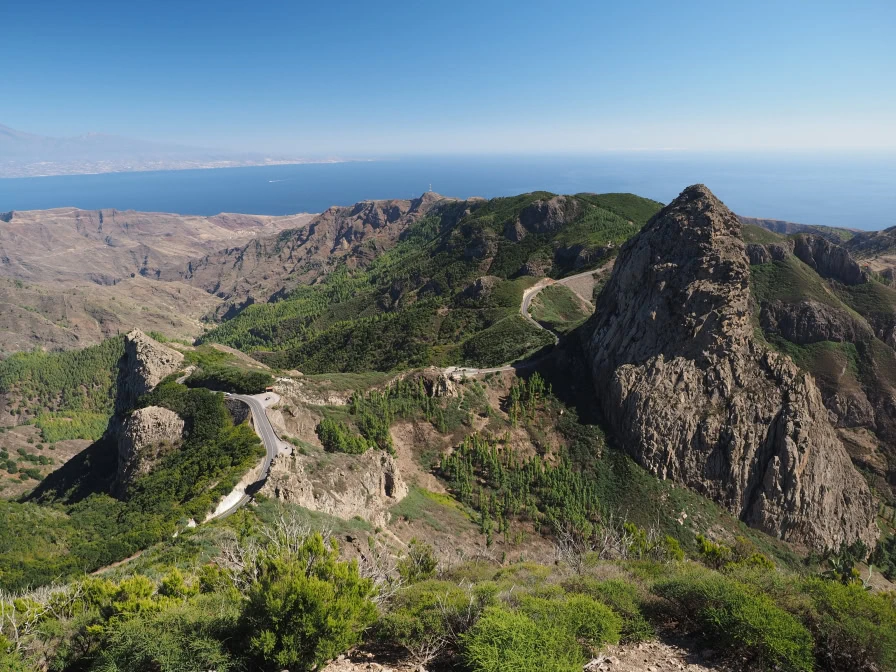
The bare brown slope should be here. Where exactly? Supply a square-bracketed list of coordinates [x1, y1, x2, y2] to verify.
[0, 207, 313, 283]
[587, 184, 877, 551]
[0, 207, 313, 352]
[166, 192, 460, 312]
[0, 276, 220, 355]
[846, 226, 896, 285]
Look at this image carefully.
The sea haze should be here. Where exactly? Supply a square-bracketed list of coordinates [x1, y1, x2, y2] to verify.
[1, 153, 895, 230]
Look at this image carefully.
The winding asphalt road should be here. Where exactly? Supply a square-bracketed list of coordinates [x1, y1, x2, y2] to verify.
[210, 268, 602, 516]
[446, 268, 601, 379]
[211, 393, 281, 519]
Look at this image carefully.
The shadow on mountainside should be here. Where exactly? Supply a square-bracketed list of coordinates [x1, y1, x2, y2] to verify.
[531, 325, 603, 425]
[25, 437, 118, 505]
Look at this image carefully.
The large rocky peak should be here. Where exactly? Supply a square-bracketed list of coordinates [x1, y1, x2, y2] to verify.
[115, 329, 184, 414]
[587, 185, 877, 550]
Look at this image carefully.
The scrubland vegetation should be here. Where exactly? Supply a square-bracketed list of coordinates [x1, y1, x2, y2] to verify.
[2, 505, 894, 672]
[0, 381, 263, 592]
[202, 193, 661, 372]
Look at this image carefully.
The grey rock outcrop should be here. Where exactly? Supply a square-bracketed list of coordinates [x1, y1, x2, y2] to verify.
[108, 330, 185, 492]
[117, 406, 184, 486]
[792, 234, 869, 285]
[114, 329, 184, 414]
[518, 196, 581, 235]
[262, 450, 408, 527]
[760, 299, 873, 345]
[462, 276, 501, 303]
[416, 367, 459, 398]
[587, 184, 877, 551]
[746, 242, 790, 265]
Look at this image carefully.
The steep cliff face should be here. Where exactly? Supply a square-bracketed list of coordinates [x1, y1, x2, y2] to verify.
[261, 450, 408, 528]
[587, 184, 877, 551]
[114, 330, 184, 414]
[792, 234, 869, 285]
[117, 406, 184, 486]
[759, 299, 874, 345]
[110, 330, 186, 491]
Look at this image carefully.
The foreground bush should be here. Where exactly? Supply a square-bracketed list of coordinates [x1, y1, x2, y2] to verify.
[462, 606, 584, 672]
[85, 594, 241, 672]
[377, 579, 479, 666]
[563, 576, 654, 642]
[800, 577, 896, 671]
[240, 532, 377, 671]
[516, 593, 622, 655]
[654, 569, 814, 672]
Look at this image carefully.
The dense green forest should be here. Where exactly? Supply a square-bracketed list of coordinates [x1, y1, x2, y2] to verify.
[201, 193, 662, 373]
[0, 382, 263, 591]
[0, 336, 124, 417]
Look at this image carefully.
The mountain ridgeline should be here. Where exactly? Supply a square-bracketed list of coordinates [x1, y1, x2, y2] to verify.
[5, 185, 896, 671]
[3, 185, 896, 565]
[195, 191, 663, 372]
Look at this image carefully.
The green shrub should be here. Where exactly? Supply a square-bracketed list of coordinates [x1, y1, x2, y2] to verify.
[462, 606, 584, 672]
[654, 569, 814, 672]
[871, 534, 896, 580]
[800, 577, 896, 671]
[240, 532, 377, 671]
[315, 417, 370, 455]
[81, 592, 241, 672]
[563, 577, 654, 643]
[377, 580, 476, 665]
[517, 593, 622, 654]
[0, 639, 28, 672]
[696, 534, 732, 569]
[397, 538, 438, 584]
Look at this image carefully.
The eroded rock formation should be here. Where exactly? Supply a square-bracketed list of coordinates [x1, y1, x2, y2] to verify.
[587, 184, 877, 550]
[262, 449, 408, 528]
[117, 406, 184, 486]
[115, 329, 184, 414]
[759, 299, 873, 345]
[109, 330, 186, 491]
[792, 234, 869, 285]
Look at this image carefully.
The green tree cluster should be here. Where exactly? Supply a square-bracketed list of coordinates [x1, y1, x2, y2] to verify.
[0, 336, 124, 416]
[184, 365, 274, 394]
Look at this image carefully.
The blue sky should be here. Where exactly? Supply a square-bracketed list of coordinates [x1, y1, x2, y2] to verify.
[2, 0, 895, 155]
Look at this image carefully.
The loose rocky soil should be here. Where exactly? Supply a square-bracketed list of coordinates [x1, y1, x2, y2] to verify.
[320, 639, 732, 672]
[588, 640, 732, 672]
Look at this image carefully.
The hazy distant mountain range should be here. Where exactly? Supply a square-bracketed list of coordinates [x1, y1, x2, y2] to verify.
[0, 123, 339, 178]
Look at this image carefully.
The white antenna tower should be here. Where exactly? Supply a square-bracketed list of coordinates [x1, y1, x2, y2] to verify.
[429, 183, 432, 192]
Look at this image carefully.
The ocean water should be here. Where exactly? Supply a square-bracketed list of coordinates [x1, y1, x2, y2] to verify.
[1, 153, 895, 230]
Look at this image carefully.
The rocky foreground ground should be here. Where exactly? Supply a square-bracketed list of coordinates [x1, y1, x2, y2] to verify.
[321, 638, 730, 672]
